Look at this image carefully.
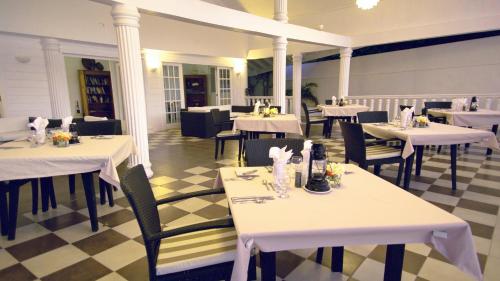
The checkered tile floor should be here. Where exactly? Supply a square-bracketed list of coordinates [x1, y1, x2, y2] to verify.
[1, 126, 500, 281]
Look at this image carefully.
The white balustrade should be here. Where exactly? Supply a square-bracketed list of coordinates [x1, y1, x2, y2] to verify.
[343, 93, 500, 118]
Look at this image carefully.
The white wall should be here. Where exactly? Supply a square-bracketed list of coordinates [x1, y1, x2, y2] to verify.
[0, 33, 51, 118]
[296, 36, 500, 103]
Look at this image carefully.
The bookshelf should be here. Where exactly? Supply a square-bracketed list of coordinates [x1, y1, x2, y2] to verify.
[78, 70, 115, 119]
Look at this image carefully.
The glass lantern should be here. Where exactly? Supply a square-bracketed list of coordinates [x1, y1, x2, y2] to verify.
[305, 143, 330, 192]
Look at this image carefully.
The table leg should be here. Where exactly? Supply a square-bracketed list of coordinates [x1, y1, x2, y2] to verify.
[7, 182, 21, 240]
[487, 124, 498, 155]
[450, 144, 457, 191]
[415, 146, 424, 176]
[0, 184, 8, 236]
[331, 246, 344, 272]
[260, 251, 276, 281]
[31, 179, 38, 215]
[81, 172, 99, 232]
[384, 244, 405, 281]
[403, 150, 415, 190]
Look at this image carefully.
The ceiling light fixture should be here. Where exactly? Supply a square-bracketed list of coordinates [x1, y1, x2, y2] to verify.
[356, 0, 380, 10]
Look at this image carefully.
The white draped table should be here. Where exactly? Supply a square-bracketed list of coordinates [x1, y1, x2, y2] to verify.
[232, 114, 303, 135]
[363, 122, 499, 190]
[319, 104, 369, 117]
[215, 166, 482, 281]
[427, 109, 500, 127]
[0, 135, 136, 239]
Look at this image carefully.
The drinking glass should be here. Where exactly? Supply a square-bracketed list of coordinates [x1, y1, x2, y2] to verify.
[276, 173, 290, 199]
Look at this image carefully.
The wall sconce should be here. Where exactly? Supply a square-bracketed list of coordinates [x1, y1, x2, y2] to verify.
[145, 52, 161, 72]
[15, 56, 31, 64]
[233, 59, 245, 76]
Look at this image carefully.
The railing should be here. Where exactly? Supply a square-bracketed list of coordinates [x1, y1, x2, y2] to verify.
[344, 94, 500, 120]
[244, 96, 294, 114]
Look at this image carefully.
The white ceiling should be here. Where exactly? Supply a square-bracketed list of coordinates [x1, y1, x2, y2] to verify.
[202, 0, 500, 37]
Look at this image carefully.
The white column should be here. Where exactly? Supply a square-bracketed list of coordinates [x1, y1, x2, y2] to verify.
[273, 36, 287, 113]
[338, 47, 353, 99]
[111, 4, 153, 177]
[40, 38, 72, 118]
[274, 0, 288, 23]
[292, 53, 302, 120]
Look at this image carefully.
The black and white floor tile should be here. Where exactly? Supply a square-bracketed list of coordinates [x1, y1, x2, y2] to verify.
[1, 126, 499, 280]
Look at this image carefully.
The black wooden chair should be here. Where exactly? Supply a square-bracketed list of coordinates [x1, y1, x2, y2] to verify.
[356, 111, 388, 124]
[212, 109, 245, 161]
[244, 138, 304, 167]
[423, 101, 452, 123]
[325, 99, 333, 105]
[231, 105, 253, 113]
[302, 102, 329, 138]
[121, 165, 256, 281]
[339, 121, 404, 185]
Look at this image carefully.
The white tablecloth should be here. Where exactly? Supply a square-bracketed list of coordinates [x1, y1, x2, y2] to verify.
[215, 165, 482, 281]
[427, 109, 500, 127]
[363, 122, 499, 158]
[232, 114, 303, 135]
[319, 104, 369, 117]
[0, 136, 136, 187]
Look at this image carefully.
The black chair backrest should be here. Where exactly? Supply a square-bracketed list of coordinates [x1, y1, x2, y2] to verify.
[357, 111, 388, 123]
[301, 102, 311, 123]
[339, 121, 367, 163]
[121, 165, 162, 241]
[231, 105, 253, 113]
[325, 99, 333, 105]
[245, 138, 304, 167]
[424, 101, 452, 109]
[28, 117, 62, 129]
[76, 120, 122, 136]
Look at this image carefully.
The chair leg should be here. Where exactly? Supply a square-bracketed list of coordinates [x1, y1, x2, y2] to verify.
[315, 247, 324, 264]
[238, 138, 243, 161]
[247, 255, 257, 281]
[306, 124, 311, 138]
[31, 179, 38, 215]
[374, 164, 382, 176]
[396, 161, 404, 186]
[214, 138, 219, 160]
[0, 187, 9, 236]
[40, 178, 50, 212]
[105, 183, 114, 207]
[99, 179, 107, 205]
[221, 140, 225, 155]
[437, 145, 442, 153]
[68, 174, 76, 195]
[48, 178, 57, 209]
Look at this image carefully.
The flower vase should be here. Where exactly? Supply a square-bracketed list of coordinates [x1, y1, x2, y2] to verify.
[330, 174, 342, 187]
[57, 140, 69, 147]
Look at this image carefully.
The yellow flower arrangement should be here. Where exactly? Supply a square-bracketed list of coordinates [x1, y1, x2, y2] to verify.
[52, 131, 71, 143]
[415, 116, 429, 125]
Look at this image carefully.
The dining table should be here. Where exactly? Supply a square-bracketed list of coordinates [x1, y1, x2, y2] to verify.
[215, 165, 482, 281]
[427, 109, 500, 155]
[232, 114, 303, 137]
[363, 122, 499, 190]
[318, 104, 369, 120]
[0, 135, 135, 240]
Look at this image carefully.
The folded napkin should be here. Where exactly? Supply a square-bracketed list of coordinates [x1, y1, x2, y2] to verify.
[61, 116, 73, 132]
[451, 98, 467, 111]
[253, 101, 261, 115]
[400, 107, 414, 128]
[28, 117, 49, 144]
[269, 146, 293, 164]
[301, 140, 313, 184]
